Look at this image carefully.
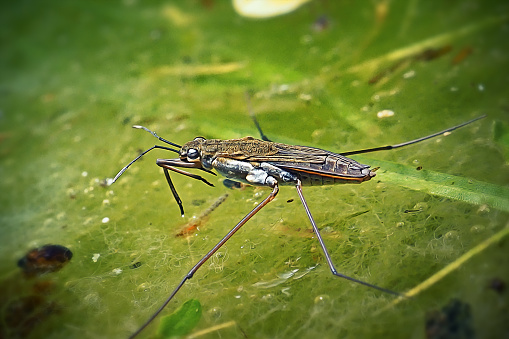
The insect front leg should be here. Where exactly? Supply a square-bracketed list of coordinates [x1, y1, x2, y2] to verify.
[295, 179, 404, 297]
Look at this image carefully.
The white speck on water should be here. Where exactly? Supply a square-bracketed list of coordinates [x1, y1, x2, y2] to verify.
[403, 70, 415, 79]
[377, 109, 395, 119]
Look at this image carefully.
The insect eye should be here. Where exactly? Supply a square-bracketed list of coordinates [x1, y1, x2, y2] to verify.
[187, 148, 199, 160]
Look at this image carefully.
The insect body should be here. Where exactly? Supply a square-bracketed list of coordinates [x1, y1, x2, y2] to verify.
[165, 136, 375, 187]
[112, 115, 485, 338]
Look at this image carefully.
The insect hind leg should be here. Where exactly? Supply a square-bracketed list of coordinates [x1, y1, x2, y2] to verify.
[127, 182, 280, 339]
[295, 180, 404, 297]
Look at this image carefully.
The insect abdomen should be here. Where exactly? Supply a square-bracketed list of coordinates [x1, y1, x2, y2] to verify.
[274, 156, 375, 186]
[296, 171, 372, 186]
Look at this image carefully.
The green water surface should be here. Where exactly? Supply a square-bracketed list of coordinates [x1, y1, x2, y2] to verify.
[1, 1, 508, 338]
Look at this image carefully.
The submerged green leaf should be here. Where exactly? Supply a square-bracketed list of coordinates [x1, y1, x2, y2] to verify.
[363, 157, 509, 212]
[158, 299, 202, 338]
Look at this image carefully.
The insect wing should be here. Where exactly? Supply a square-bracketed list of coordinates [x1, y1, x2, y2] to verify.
[267, 154, 374, 184]
[215, 141, 374, 184]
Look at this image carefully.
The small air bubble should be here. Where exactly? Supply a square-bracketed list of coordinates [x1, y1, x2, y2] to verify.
[83, 293, 100, 306]
[101, 217, 110, 223]
[261, 293, 274, 301]
[137, 283, 150, 292]
[470, 225, 485, 233]
[314, 294, 330, 304]
[444, 231, 459, 240]
[82, 171, 88, 177]
[322, 226, 334, 233]
[477, 204, 490, 215]
[208, 307, 222, 319]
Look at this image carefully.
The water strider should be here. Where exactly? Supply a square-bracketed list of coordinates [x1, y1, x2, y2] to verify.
[112, 113, 485, 338]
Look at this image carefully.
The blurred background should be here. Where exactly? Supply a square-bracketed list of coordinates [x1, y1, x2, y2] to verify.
[1, 1, 508, 338]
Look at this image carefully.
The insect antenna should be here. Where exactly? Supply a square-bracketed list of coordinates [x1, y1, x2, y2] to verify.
[132, 125, 182, 148]
[340, 115, 486, 156]
[111, 126, 181, 183]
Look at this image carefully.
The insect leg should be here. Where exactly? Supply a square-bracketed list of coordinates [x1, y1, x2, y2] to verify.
[163, 168, 185, 217]
[340, 115, 486, 156]
[160, 165, 215, 216]
[295, 179, 404, 297]
[245, 91, 271, 142]
[158, 163, 215, 187]
[128, 182, 280, 339]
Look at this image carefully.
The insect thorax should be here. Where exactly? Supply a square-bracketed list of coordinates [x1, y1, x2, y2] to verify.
[200, 138, 278, 158]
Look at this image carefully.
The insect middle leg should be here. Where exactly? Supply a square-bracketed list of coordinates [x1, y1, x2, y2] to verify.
[295, 179, 403, 297]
